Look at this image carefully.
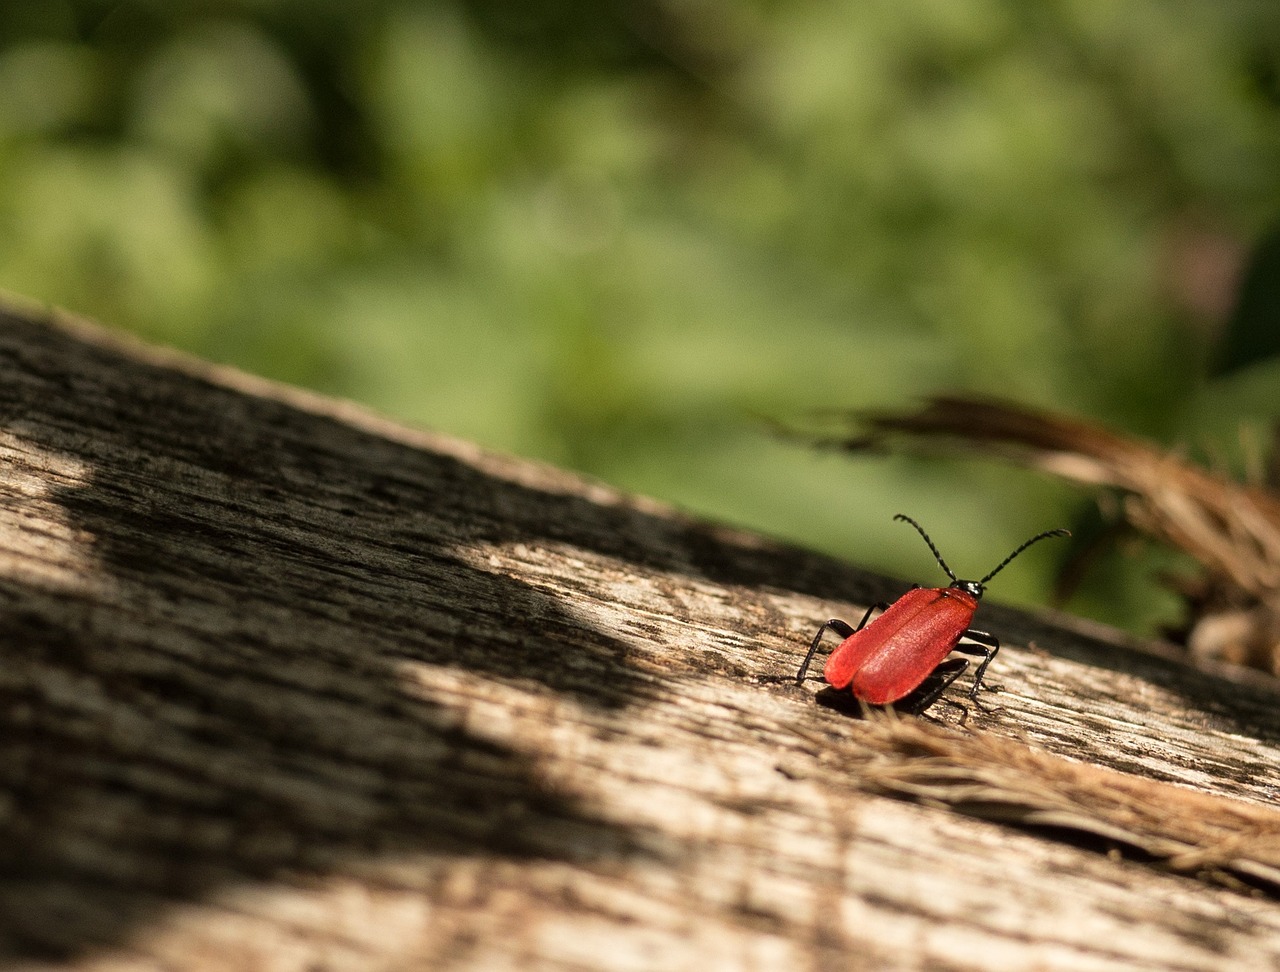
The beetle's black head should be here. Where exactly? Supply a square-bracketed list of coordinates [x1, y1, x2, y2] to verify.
[951, 579, 985, 600]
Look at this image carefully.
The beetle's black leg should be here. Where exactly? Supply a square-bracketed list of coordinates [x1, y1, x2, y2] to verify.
[852, 602, 886, 633]
[795, 619, 855, 684]
[901, 657, 969, 715]
[953, 628, 1000, 698]
[795, 602, 886, 684]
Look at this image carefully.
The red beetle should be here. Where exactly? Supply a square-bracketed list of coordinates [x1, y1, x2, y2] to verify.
[796, 514, 1068, 711]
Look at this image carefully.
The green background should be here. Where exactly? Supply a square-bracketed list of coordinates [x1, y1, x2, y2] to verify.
[2, 1, 1279, 634]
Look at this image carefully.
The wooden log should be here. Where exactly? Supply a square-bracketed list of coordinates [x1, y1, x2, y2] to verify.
[2, 304, 1280, 970]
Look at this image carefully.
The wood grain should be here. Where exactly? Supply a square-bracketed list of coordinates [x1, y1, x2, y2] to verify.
[2, 305, 1280, 970]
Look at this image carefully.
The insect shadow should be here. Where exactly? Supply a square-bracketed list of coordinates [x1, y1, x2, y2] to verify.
[810, 673, 989, 726]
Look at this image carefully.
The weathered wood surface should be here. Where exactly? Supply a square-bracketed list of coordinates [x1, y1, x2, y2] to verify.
[3, 305, 1280, 970]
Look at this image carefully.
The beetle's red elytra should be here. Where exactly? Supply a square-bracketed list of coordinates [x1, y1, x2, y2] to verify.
[796, 514, 1069, 712]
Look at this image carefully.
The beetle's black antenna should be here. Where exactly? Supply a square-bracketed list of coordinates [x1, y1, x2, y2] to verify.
[893, 514, 957, 583]
[980, 528, 1071, 585]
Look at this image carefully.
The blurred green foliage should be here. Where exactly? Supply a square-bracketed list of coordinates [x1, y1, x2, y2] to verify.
[1, 0, 1279, 632]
